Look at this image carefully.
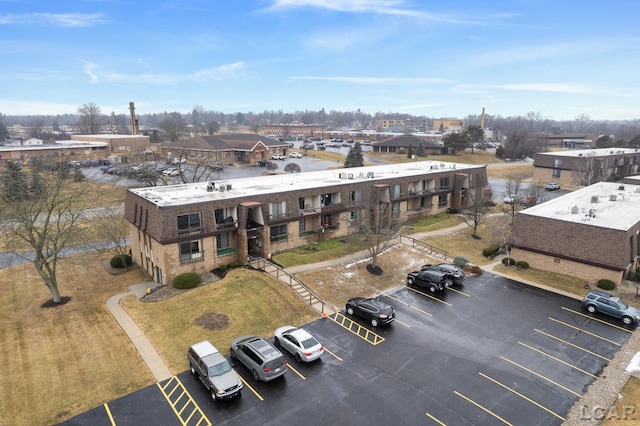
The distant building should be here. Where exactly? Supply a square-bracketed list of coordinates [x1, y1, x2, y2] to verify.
[532, 148, 640, 186]
[530, 132, 599, 149]
[510, 181, 640, 284]
[124, 160, 488, 284]
[261, 124, 326, 139]
[71, 134, 149, 153]
[161, 134, 290, 166]
[375, 119, 406, 129]
[370, 133, 444, 154]
[433, 118, 464, 132]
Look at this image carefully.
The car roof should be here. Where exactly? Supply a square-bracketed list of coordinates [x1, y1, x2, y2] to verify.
[286, 327, 313, 340]
[190, 340, 219, 358]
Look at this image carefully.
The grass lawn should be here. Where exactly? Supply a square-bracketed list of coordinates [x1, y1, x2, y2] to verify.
[120, 268, 318, 373]
[0, 254, 154, 426]
[272, 234, 371, 268]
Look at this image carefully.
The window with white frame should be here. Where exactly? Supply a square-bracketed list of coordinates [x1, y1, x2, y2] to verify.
[179, 240, 202, 262]
[269, 201, 287, 219]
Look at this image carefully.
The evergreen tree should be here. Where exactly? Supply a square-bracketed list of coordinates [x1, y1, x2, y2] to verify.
[344, 141, 364, 168]
[415, 141, 426, 157]
[407, 144, 413, 159]
[1, 161, 29, 202]
[72, 166, 85, 182]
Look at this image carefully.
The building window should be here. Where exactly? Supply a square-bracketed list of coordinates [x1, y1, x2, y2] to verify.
[554, 159, 563, 168]
[179, 240, 202, 263]
[438, 194, 447, 206]
[392, 201, 400, 213]
[390, 184, 401, 199]
[177, 213, 201, 236]
[553, 169, 561, 178]
[299, 219, 306, 233]
[215, 207, 237, 230]
[348, 210, 361, 225]
[349, 190, 362, 204]
[270, 224, 288, 243]
[269, 201, 287, 219]
[216, 232, 230, 249]
[439, 177, 450, 191]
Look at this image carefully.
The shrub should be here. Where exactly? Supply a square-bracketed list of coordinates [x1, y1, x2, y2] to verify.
[483, 246, 499, 257]
[515, 261, 529, 269]
[453, 256, 469, 267]
[110, 254, 132, 268]
[466, 265, 483, 275]
[596, 279, 616, 291]
[501, 257, 516, 266]
[229, 261, 239, 268]
[172, 272, 200, 289]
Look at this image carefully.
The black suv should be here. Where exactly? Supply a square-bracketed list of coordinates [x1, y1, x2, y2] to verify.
[406, 269, 449, 293]
[582, 290, 640, 326]
[421, 263, 465, 286]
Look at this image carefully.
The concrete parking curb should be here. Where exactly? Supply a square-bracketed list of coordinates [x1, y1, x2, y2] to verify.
[106, 291, 173, 382]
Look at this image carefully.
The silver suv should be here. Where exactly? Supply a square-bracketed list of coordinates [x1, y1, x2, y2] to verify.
[582, 290, 640, 326]
[187, 341, 243, 400]
[230, 335, 288, 381]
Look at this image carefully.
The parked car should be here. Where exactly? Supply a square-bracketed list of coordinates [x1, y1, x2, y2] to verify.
[257, 160, 271, 167]
[172, 157, 188, 164]
[345, 297, 395, 327]
[421, 263, 465, 285]
[289, 152, 303, 158]
[406, 269, 449, 293]
[582, 290, 640, 326]
[271, 154, 286, 160]
[162, 167, 180, 176]
[274, 326, 324, 362]
[210, 162, 224, 170]
[187, 341, 243, 400]
[230, 335, 288, 381]
[545, 182, 561, 191]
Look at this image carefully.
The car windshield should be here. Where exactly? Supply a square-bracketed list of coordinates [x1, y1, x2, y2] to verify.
[300, 337, 319, 349]
[209, 360, 232, 376]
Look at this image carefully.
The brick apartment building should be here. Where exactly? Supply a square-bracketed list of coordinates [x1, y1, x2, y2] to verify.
[533, 148, 640, 186]
[510, 181, 640, 284]
[124, 161, 488, 284]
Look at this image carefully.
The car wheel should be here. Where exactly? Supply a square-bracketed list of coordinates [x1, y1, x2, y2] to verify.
[252, 369, 260, 381]
[230, 348, 236, 359]
[444, 278, 454, 288]
[371, 318, 379, 327]
[295, 353, 302, 363]
[274, 336, 280, 347]
[622, 316, 633, 326]
[190, 364, 196, 375]
[347, 307, 354, 316]
[210, 388, 217, 400]
[586, 304, 597, 314]
[429, 284, 437, 293]
[407, 277, 414, 286]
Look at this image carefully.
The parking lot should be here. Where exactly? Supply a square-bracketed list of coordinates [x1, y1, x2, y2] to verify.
[63, 272, 633, 426]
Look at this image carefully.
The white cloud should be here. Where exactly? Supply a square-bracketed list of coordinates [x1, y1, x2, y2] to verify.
[0, 13, 106, 27]
[81, 60, 99, 83]
[456, 82, 598, 94]
[189, 62, 245, 81]
[0, 99, 78, 115]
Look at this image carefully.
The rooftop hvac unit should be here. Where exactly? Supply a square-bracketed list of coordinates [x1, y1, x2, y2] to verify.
[358, 172, 365, 178]
[588, 209, 596, 217]
[206, 182, 215, 192]
[367, 172, 375, 178]
[571, 205, 579, 214]
[226, 183, 232, 190]
[348, 173, 354, 179]
[219, 184, 226, 192]
[339, 172, 347, 179]
[591, 195, 598, 203]
[610, 194, 617, 201]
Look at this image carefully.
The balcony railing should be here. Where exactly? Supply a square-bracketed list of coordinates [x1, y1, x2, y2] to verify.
[216, 220, 238, 230]
[180, 251, 204, 264]
[177, 227, 203, 237]
[247, 227, 263, 239]
[299, 207, 321, 215]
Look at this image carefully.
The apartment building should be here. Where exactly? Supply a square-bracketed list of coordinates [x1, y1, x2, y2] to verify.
[533, 148, 640, 186]
[510, 181, 640, 284]
[124, 161, 488, 284]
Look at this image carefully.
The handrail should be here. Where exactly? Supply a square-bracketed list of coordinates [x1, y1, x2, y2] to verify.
[398, 234, 450, 260]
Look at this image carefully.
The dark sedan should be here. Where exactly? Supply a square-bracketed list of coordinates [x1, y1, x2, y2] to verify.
[345, 297, 395, 327]
[421, 263, 465, 285]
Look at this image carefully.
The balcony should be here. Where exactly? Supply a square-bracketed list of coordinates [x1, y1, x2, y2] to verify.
[216, 220, 238, 230]
[180, 251, 204, 264]
[299, 207, 321, 215]
[177, 227, 203, 238]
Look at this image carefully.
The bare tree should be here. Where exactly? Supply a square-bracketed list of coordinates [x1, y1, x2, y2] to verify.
[266, 161, 279, 175]
[347, 185, 405, 272]
[29, 118, 46, 139]
[77, 102, 103, 134]
[105, 112, 128, 134]
[574, 113, 591, 132]
[501, 174, 528, 223]
[284, 163, 301, 173]
[160, 112, 186, 142]
[573, 153, 607, 186]
[460, 186, 488, 238]
[92, 205, 129, 266]
[0, 165, 101, 303]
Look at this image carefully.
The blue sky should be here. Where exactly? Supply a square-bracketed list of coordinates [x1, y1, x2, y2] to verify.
[1, 0, 639, 121]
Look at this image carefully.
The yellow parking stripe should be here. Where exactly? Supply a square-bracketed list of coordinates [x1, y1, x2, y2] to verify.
[518, 342, 597, 378]
[385, 294, 433, 316]
[500, 356, 581, 397]
[548, 317, 621, 346]
[561, 307, 634, 332]
[236, 373, 264, 401]
[103, 403, 116, 426]
[323, 347, 343, 362]
[479, 372, 565, 421]
[454, 391, 513, 425]
[534, 329, 611, 361]
[406, 286, 452, 306]
[447, 287, 470, 297]
[157, 377, 211, 426]
[286, 363, 306, 380]
[329, 312, 385, 345]
[425, 412, 447, 425]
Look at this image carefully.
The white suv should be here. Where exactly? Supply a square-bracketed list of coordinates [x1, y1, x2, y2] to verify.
[271, 154, 286, 160]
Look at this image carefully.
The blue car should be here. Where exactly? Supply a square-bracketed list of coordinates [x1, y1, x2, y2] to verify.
[582, 290, 640, 326]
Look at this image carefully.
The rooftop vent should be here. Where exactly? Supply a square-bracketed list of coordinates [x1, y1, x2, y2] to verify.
[591, 195, 598, 203]
[206, 182, 215, 192]
[610, 194, 617, 201]
[571, 205, 579, 214]
[366, 171, 375, 178]
[339, 172, 347, 179]
[618, 185, 625, 190]
[588, 209, 596, 218]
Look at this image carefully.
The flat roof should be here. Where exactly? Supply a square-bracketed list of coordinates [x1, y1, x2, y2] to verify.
[129, 160, 484, 208]
[0, 141, 107, 152]
[536, 148, 640, 158]
[519, 181, 640, 231]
